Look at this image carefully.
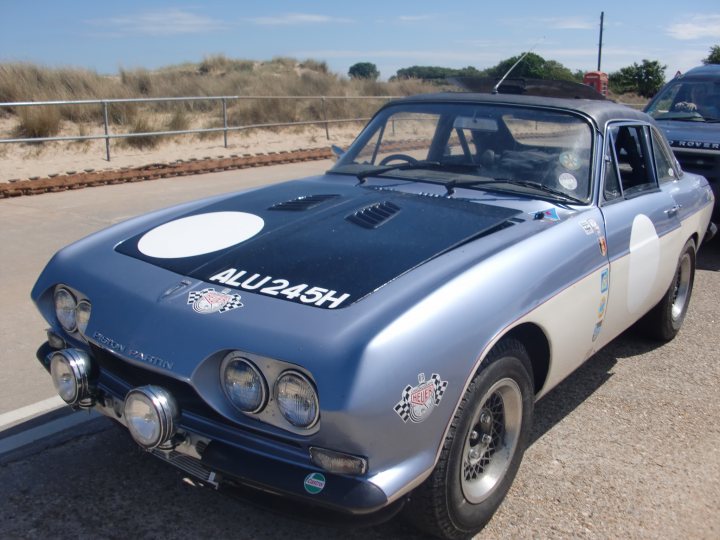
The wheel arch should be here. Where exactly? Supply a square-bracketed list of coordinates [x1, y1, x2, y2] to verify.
[499, 323, 550, 396]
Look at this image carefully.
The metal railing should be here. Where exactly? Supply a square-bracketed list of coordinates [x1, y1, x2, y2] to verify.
[0, 95, 398, 161]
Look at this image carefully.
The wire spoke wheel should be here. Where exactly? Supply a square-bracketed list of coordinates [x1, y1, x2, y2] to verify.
[460, 377, 523, 504]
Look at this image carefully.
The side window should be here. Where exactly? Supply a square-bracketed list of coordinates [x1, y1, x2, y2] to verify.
[651, 128, 678, 184]
[609, 125, 656, 196]
[603, 140, 622, 201]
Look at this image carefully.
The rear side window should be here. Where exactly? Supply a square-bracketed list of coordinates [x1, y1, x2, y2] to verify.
[607, 125, 657, 196]
[651, 128, 679, 184]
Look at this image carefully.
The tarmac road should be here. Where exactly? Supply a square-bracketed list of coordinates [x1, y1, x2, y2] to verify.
[0, 160, 333, 415]
[0, 164, 719, 538]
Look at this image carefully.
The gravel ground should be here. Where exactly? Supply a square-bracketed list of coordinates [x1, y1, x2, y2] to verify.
[1, 241, 718, 539]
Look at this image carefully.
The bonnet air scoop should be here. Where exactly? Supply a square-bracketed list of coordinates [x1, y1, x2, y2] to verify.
[346, 201, 401, 229]
[116, 180, 523, 308]
[269, 194, 340, 211]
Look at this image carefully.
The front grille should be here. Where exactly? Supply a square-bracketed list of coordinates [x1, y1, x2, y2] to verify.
[90, 344, 224, 421]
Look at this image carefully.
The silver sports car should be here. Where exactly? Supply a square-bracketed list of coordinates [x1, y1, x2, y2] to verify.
[32, 87, 716, 539]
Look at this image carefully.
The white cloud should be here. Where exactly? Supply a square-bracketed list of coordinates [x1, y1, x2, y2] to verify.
[295, 49, 500, 63]
[247, 13, 352, 25]
[398, 15, 433, 22]
[665, 14, 720, 40]
[86, 9, 226, 36]
[541, 17, 595, 30]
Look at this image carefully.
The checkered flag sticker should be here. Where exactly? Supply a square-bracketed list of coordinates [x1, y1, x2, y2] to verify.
[394, 372, 448, 423]
[187, 288, 243, 315]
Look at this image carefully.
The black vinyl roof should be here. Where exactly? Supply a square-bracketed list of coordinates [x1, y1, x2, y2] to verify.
[386, 91, 653, 132]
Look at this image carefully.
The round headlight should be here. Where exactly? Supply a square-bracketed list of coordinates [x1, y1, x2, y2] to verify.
[124, 386, 179, 449]
[49, 349, 93, 405]
[54, 287, 77, 332]
[76, 300, 92, 335]
[275, 371, 319, 428]
[221, 354, 267, 413]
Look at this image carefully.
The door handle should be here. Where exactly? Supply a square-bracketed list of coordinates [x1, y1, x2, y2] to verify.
[665, 205, 680, 217]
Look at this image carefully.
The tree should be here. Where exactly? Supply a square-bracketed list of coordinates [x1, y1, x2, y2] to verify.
[609, 59, 666, 97]
[348, 62, 379, 80]
[484, 53, 576, 82]
[702, 45, 720, 65]
[394, 65, 485, 81]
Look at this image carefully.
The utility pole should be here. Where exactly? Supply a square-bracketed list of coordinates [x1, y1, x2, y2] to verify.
[597, 11, 604, 72]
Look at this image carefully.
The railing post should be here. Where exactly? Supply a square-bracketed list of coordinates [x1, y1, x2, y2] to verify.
[102, 101, 111, 161]
[321, 97, 330, 140]
[222, 98, 228, 148]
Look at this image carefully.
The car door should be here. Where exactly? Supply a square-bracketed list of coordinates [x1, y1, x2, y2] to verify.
[594, 122, 684, 349]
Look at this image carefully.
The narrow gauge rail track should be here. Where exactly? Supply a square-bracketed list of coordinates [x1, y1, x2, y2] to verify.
[0, 148, 333, 198]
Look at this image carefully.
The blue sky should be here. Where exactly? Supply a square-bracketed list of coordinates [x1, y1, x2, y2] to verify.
[1, 0, 719, 80]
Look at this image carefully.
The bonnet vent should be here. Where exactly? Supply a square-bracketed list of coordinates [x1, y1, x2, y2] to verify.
[269, 194, 340, 211]
[346, 201, 401, 229]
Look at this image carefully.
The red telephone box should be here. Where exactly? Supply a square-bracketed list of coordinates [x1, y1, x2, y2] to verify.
[583, 71, 608, 96]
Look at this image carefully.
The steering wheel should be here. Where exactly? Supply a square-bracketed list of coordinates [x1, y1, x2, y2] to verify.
[379, 154, 419, 166]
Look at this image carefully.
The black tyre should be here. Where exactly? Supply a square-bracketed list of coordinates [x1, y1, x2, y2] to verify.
[640, 239, 696, 342]
[404, 339, 534, 539]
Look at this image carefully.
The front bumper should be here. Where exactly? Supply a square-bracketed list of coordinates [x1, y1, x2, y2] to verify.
[36, 342, 395, 518]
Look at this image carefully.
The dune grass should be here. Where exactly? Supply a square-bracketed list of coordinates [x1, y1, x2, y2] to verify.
[0, 55, 439, 141]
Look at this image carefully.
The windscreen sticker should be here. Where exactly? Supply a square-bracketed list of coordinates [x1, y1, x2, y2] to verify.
[187, 288, 243, 314]
[559, 151, 581, 171]
[209, 268, 350, 309]
[394, 373, 448, 423]
[558, 173, 578, 191]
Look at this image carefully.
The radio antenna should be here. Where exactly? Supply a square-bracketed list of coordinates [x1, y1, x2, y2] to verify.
[492, 40, 543, 94]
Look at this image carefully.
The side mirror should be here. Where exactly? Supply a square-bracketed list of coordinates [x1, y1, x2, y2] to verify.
[331, 145, 345, 160]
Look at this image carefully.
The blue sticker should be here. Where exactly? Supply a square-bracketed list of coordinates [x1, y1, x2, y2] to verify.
[600, 269, 609, 293]
[592, 321, 603, 342]
[598, 295, 607, 319]
[541, 208, 560, 222]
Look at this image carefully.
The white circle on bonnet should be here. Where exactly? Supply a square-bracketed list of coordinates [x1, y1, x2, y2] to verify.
[138, 212, 264, 258]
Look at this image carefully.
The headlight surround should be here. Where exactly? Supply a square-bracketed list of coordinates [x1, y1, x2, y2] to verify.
[275, 371, 319, 428]
[75, 300, 92, 335]
[221, 353, 267, 413]
[124, 386, 179, 449]
[54, 287, 77, 332]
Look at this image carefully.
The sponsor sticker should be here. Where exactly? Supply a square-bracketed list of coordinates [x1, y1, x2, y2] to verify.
[304, 472, 326, 494]
[187, 288, 243, 314]
[537, 208, 560, 222]
[579, 220, 595, 235]
[598, 295, 607, 319]
[601, 269, 609, 293]
[592, 321, 603, 342]
[598, 236, 608, 257]
[394, 373, 448, 423]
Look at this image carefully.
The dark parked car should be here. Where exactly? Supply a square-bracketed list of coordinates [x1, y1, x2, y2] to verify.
[645, 64, 720, 218]
[33, 87, 715, 539]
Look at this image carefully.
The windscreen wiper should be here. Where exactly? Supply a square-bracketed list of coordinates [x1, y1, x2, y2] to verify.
[356, 161, 441, 183]
[456, 177, 586, 204]
[500, 180, 586, 204]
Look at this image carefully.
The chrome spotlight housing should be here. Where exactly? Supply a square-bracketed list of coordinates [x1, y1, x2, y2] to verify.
[123, 386, 179, 449]
[49, 349, 94, 407]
